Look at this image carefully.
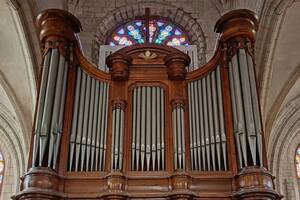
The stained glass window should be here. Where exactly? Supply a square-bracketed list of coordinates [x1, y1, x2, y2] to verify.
[0, 151, 4, 194]
[296, 145, 300, 178]
[107, 19, 189, 47]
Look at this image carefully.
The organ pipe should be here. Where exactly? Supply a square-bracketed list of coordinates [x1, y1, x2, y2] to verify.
[228, 45, 264, 168]
[188, 66, 228, 171]
[68, 69, 110, 172]
[131, 86, 165, 171]
[32, 45, 70, 169]
[172, 103, 186, 170]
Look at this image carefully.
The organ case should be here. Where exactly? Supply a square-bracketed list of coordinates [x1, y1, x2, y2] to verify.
[13, 9, 282, 200]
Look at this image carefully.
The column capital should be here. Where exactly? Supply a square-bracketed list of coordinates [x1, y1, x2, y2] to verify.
[214, 9, 258, 42]
[37, 9, 82, 44]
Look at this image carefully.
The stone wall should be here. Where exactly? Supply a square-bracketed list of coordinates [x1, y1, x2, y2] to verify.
[68, 0, 221, 66]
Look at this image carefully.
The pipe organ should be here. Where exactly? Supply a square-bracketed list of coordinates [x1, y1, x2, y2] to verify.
[13, 9, 282, 200]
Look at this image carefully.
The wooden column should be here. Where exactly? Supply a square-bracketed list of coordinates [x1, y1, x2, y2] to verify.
[13, 9, 82, 200]
[214, 9, 282, 200]
[166, 52, 192, 200]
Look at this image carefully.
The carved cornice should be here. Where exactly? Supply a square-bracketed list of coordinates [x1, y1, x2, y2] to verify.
[106, 53, 131, 81]
[165, 53, 190, 81]
[214, 9, 258, 43]
[36, 9, 82, 56]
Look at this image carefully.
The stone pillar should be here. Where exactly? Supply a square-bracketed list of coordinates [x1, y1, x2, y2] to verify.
[13, 9, 81, 200]
[214, 9, 282, 200]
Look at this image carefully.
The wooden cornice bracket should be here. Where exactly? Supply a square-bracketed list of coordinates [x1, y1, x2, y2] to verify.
[36, 9, 82, 43]
[214, 9, 258, 43]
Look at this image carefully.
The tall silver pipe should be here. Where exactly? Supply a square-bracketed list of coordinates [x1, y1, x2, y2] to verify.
[198, 79, 206, 170]
[216, 66, 227, 170]
[39, 48, 60, 166]
[53, 61, 68, 169]
[188, 83, 194, 170]
[80, 75, 91, 171]
[192, 81, 199, 170]
[246, 53, 263, 165]
[180, 107, 186, 169]
[172, 108, 178, 169]
[239, 49, 257, 165]
[151, 87, 157, 171]
[136, 87, 141, 170]
[48, 54, 65, 167]
[195, 80, 202, 170]
[229, 61, 243, 168]
[99, 83, 107, 171]
[111, 107, 116, 170]
[132, 88, 137, 170]
[232, 54, 248, 167]
[146, 87, 151, 171]
[207, 75, 216, 170]
[160, 88, 165, 170]
[33, 49, 52, 166]
[119, 109, 124, 170]
[75, 72, 87, 171]
[202, 78, 211, 170]
[211, 70, 221, 170]
[90, 81, 99, 171]
[156, 88, 161, 170]
[69, 68, 82, 171]
[102, 83, 109, 170]
[177, 107, 183, 169]
[95, 82, 104, 171]
[86, 78, 96, 170]
[140, 87, 146, 171]
[114, 108, 121, 170]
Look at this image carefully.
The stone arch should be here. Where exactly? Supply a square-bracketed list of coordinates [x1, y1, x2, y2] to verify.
[91, 1, 206, 66]
[0, 104, 27, 200]
[268, 95, 300, 199]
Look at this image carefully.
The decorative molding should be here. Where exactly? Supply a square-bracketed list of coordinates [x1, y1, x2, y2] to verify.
[138, 50, 157, 60]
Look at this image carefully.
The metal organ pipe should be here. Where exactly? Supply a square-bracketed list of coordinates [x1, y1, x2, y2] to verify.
[246, 53, 263, 165]
[228, 61, 243, 168]
[188, 66, 228, 171]
[96, 82, 104, 171]
[131, 86, 165, 171]
[32, 45, 70, 169]
[228, 47, 264, 168]
[216, 67, 228, 170]
[68, 69, 110, 172]
[111, 97, 125, 171]
[48, 54, 65, 167]
[231, 54, 248, 167]
[239, 49, 257, 165]
[69, 68, 82, 171]
[32, 49, 51, 166]
[39, 48, 60, 166]
[172, 102, 186, 170]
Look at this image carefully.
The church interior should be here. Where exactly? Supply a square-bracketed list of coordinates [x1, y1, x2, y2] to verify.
[0, 0, 300, 199]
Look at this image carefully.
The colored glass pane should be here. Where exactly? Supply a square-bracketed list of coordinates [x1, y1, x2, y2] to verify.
[296, 145, 300, 178]
[107, 19, 189, 46]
